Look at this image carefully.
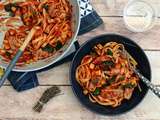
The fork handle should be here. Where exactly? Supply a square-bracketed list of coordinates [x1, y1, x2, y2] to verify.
[134, 70, 160, 98]
[0, 50, 23, 87]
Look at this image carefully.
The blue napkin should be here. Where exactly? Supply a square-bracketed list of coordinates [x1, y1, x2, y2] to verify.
[7, 0, 103, 92]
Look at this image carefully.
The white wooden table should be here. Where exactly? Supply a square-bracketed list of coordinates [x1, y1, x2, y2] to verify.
[0, 0, 160, 119]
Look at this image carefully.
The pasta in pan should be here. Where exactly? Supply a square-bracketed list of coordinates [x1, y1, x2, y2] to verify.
[0, 0, 72, 64]
[76, 42, 140, 107]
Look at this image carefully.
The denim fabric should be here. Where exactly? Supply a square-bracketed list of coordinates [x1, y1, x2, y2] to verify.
[78, 10, 103, 35]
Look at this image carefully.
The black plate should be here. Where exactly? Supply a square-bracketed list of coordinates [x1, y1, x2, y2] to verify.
[70, 34, 151, 115]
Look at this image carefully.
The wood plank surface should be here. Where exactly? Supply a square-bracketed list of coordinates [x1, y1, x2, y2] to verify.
[91, 0, 160, 17]
[0, 86, 159, 120]
[0, 0, 160, 120]
[79, 17, 160, 50]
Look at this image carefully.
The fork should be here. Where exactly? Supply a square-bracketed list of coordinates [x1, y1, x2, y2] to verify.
[123, 47, 160, 98]
[133, 69, 160, 98]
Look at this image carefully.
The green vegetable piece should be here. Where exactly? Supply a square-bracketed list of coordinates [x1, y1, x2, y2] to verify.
[4, 3, 18, 12]
[101, 83, 110, 88]
[108, 75, 116, 84]
[103, 61, 114, 67]
[119, 76, 125, 81]
[55, 41, 63, 50]
[106, 49, 113, 56]
[93, 88, 100, 96]
[4, 3, 12, 12]
[9, 11, 15, 17]
[42, 4, 49, 11]
[6, 51, 11, 57]
[42, 44, 55, 53]
[32, 11, 37, 16]
[122, 83, 136, 89]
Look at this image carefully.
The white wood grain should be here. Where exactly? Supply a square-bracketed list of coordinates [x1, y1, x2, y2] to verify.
[0, 1, 160, 120]
[0, 86, 159, 120]
[79, 17, 160, 50]
[92, 0, 160, 17]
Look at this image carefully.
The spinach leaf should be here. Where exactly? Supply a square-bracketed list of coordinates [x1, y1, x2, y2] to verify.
[42, 44, 55, 53]
[32, 11, 37, 16]
[4, 3, 18, 12]
[108, 75, 116, 84]
[92, 88, 100, 96]
[122, 83, 136, 89]
[103, 61, 114, 67]
[4, 3, 13, 12]
[106, 49, 113, 56]
[42, 4, 49, 11]
[119, 76, 125, 81]
[55, 41, 63, 50]
[101, 83, 110, 88]
[6, 51, 11, 57]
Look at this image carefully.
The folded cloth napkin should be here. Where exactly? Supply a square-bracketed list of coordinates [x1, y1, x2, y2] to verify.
[7, 0, 103, 92]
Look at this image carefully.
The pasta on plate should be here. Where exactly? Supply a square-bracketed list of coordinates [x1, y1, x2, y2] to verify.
[76, 42, 140, 107]
[0, 0, 72, 65]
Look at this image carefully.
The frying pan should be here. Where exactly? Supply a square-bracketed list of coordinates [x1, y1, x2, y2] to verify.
[0, 0, 80, 72]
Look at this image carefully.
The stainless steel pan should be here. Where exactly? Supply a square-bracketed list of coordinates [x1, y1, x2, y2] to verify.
[0, 0, 80, 72]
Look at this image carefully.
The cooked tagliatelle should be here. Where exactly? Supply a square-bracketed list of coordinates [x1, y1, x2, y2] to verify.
[0, 0, 72, 64]
[76, 42, 140, 107]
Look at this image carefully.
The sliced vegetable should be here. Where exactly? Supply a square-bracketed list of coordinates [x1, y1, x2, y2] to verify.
[42, 4, 49, 11]
[42, 41, 62, 52]
[106, 49, 113, 56]
[122, 83, 136, 89]
[92, 88, 100, 96]
[101, 83, 110, 88]
[4, 3, 18, 12]
[108, 75, 116, 84]
[4, 3, 12, 12]
[32, 11, 37, 16]
[55, 41, 63, 50]
[42, 44, 55, 53]
[119, 76, 125, 81]
[103, 61, 114, 67]
[5, 51, 11, 57]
